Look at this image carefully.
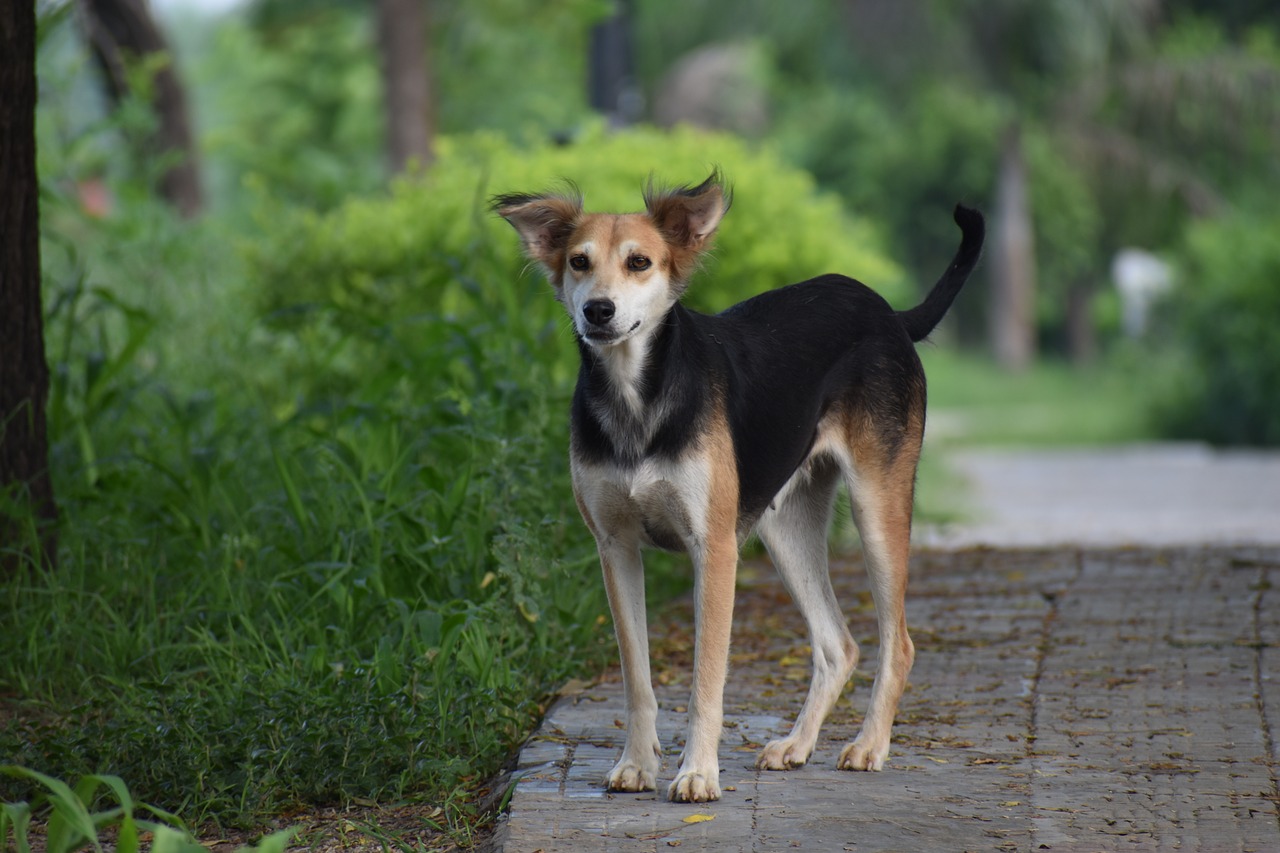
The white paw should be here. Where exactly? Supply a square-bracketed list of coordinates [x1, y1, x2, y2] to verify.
[606, 757, 658, 792]
[755, 737, 811, 770]
[668, 767, 721, 802]
[838, 735, 888, 771]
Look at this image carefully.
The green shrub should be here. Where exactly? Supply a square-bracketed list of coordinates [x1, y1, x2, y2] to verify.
[6, 177, 610, 824]
[5, 260, 607, 820]
[1149, 210, 1280, 445]
[247, 123, 903, 354]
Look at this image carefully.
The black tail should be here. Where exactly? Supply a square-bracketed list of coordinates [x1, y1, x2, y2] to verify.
[898, 204, 985, 343]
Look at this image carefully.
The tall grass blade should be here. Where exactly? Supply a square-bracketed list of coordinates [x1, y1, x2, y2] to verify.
[0, 800, 32, 853]
[247, 828, 299, 853]
[147, 824, 205, 853]
[0, 766, 101, 853]
[269, 437, 310, 535]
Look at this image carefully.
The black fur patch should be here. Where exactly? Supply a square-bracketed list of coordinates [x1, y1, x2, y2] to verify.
[570, 274, 924, 524]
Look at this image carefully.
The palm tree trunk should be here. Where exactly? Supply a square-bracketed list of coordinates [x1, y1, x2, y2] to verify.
[377, 0, 434, 175]
[990, 122, 1037, 371]
[1066, 280, 1097, 365]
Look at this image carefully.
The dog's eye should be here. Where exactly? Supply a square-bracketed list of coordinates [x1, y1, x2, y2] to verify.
[627, 255, 652, 272]
[569, 254, 589, 271]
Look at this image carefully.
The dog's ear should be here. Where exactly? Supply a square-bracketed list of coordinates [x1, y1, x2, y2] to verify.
[644, 170, 732, 249]
[644, 170, 732, 282]
[491, 189, 583, 283]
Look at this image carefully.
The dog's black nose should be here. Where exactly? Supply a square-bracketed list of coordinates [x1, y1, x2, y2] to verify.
[583, 299, 615, 327]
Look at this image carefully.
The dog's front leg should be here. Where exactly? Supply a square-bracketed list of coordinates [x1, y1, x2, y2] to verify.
[598, 537, 662, 792]
[669, 530, 737, 803]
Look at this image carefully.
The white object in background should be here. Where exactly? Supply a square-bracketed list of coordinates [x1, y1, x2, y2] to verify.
[1112, 248, 1172, 338]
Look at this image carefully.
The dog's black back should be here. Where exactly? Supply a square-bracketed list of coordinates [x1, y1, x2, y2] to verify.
[569, 204, 984, 535]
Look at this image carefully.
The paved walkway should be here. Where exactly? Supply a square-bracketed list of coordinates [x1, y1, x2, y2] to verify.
[921, 444, 1280, 549]
[494, 447, 1280, 852]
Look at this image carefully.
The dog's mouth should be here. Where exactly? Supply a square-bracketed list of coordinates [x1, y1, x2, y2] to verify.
[583, 320, 642, 345]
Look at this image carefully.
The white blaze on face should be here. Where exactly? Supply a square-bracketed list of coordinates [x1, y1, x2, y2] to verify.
[562, 214, 677, 349]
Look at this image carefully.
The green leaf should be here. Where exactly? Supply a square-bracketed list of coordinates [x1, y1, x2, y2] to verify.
[0, 800, 33, 853]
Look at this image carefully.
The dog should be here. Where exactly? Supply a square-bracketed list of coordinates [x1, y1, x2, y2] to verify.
[493, 172, 983, 803]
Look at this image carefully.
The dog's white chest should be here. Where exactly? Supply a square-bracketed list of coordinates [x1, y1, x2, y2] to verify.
[576, 456, 713, 553]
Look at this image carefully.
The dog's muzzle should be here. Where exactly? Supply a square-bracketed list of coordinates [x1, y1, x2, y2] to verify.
[580, 299, 641, 344]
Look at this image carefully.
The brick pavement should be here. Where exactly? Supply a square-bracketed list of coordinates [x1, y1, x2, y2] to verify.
[495, 547, 1280, 852]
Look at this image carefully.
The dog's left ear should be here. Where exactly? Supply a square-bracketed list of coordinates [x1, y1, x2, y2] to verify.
[644, 170, 732, 256]
[491, 189, 584, 285]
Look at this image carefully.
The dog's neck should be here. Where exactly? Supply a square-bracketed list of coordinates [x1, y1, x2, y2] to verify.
[597, 328, 653, 417]
[576, 306, 690, 464]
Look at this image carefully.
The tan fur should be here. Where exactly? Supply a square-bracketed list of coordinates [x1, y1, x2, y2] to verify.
[671, 401, 740, 802]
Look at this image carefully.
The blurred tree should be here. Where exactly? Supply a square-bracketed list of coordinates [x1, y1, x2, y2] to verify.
[631, 0, 1279, 368]
[1165, 0, 1280, 34]
[946, 0, 1158, 370]
[80, 0, 204, 217]
[209, 0, 603, 207]
[989, 123, 1036, 370]
[430, 0, 606, 135]
[870, 1, 1280, 365]
[376, 0, 434, 173]
[1, 0, 58, 574]
[589, 0, 642, 127]
[209, 1, 383, 209]
[1066, 15, 1280, 231]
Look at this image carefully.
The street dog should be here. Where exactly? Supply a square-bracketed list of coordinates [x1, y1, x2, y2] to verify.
[493, 172, 984, 803]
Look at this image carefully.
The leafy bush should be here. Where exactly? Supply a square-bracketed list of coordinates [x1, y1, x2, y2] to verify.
[1148, 210, 1280, 445]
[199, 7, 384, 210]
[5, 183, 608, 824]
[246, 123, 903, 358]
[4, 279, 607, 823]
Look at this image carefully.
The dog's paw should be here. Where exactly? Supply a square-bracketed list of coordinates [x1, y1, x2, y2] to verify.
[755, 737, 811, 771]
[606, 758, 658, 793]
[837, 736, 889, 771]
[667, 767, 720, 803]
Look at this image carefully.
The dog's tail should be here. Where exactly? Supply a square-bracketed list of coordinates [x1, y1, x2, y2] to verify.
[897, 205, 985, 343]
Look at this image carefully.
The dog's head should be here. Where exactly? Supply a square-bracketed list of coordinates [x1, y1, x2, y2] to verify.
[493, 171, 731, 348]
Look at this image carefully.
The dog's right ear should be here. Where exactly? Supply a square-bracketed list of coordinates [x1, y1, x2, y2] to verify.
[491, 190, 583, 284]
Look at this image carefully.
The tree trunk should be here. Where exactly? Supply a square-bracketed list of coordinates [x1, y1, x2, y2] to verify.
[589, 0, 641, 127]
[377, 0, 433, 174]
[990, 123, 1037, 371]
[1065, 281, 1097, 365]
[81, 0, 203, 217]
[1, 0, 59, 575]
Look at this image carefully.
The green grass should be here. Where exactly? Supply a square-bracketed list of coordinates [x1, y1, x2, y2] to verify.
[1, 198, 619, 831]
[920, 347, 1153, 447]
[910, 346, 1156, 528]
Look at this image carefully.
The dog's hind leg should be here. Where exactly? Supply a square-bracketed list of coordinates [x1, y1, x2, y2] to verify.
[755, 458, 860, 771]
[838, 431, 920, 772]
